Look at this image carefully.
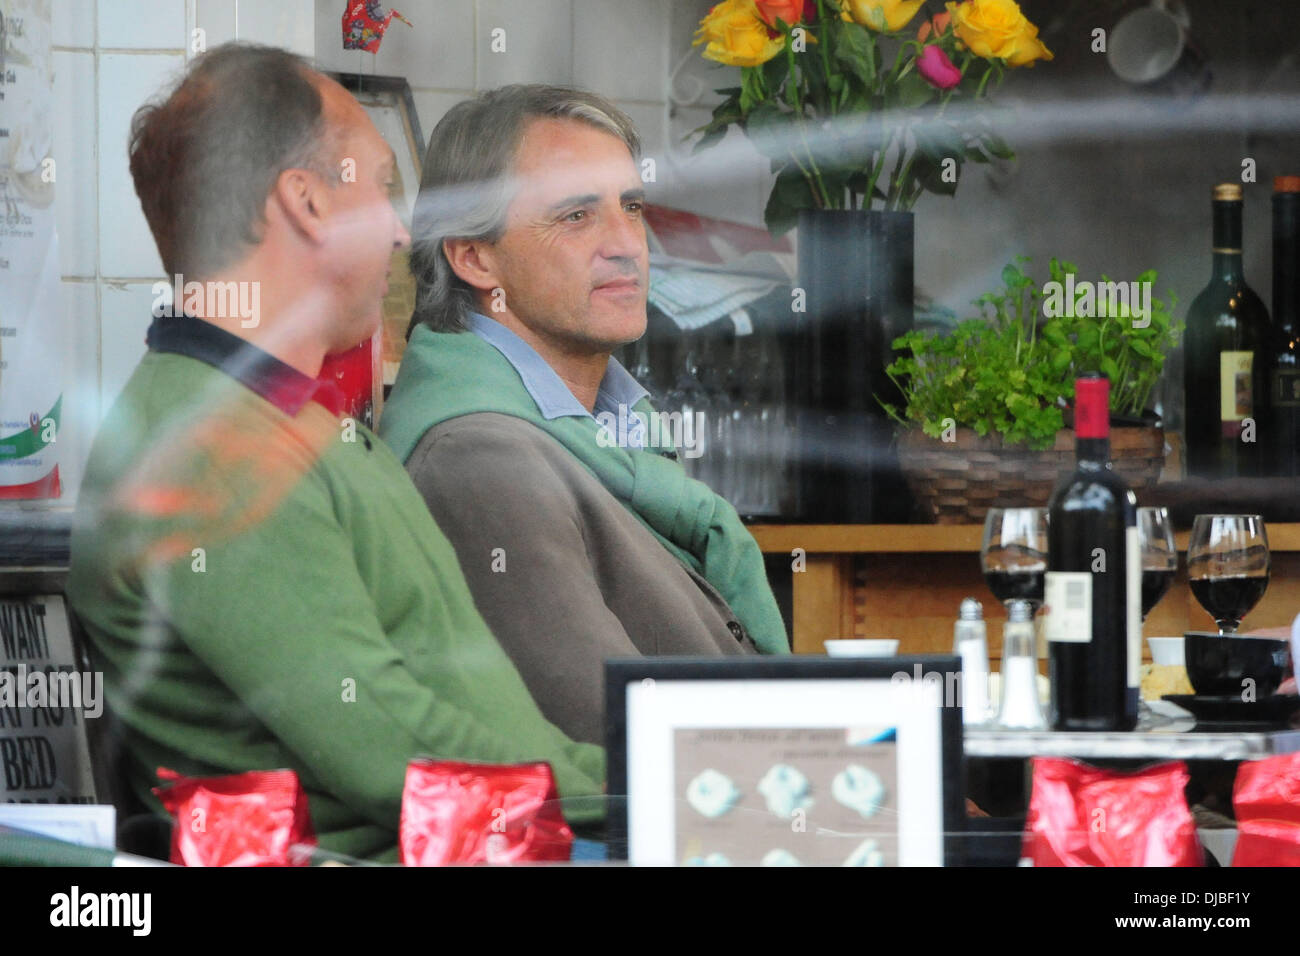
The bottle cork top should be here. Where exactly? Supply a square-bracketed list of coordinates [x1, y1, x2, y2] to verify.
[1276, 176, 1300, 193]
[1214, 183, 1244, 201]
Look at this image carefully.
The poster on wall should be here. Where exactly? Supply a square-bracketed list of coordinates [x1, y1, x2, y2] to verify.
[0, 0, 64, 499]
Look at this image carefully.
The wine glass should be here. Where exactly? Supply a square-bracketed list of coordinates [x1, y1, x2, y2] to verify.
[980, 508, 1049, 612]
[1187, 514, 1270, 635]
[1138, 507, 1178, 621]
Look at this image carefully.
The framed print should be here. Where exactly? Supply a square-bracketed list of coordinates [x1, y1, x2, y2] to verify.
[327, 72, 426, 403]
[606, 656, 964, 867]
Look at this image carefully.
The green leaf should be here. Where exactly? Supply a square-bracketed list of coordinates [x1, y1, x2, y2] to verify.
[764, 166, 816, 234]
[981, 132, 1015, 160]
[763, 53, 791, 102]
[913, 152, 958, 196]
[746, 103, 796, 160]
[832, 19, 876, 89]
[894, 71, 934, 109]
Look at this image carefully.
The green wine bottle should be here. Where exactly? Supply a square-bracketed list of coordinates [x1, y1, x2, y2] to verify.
[1270, 176, 1300, 477]
[1183, 183, 1273, 479]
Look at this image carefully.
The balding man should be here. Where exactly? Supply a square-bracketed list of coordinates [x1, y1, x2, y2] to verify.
[67, 45, 603, 862]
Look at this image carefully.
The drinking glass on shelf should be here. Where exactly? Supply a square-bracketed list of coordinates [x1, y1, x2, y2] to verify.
[1138, 506, 1178, 621]
[1187, 514, 1270, 635]
[980, 508, 1049, 612]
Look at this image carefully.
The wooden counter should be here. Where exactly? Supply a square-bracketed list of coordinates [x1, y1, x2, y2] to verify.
[748, 524, 1300, 656]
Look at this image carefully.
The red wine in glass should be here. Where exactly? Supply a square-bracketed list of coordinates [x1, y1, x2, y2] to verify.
[1187, 514, 1270, 634]
[983, 568, 1046, 607]
[1189, 574, 1269, 632]
[980, 508, 1049, 612]
[1140, 568, 1176, 619]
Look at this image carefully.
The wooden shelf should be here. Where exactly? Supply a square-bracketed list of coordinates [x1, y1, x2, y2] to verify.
[749, 523, 1300, 655]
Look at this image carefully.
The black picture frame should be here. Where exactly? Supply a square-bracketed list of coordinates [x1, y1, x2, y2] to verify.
[605, 655, 965, 866]
[327, 72, 425, 212]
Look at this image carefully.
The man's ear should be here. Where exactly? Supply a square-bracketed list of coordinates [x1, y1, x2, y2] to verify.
[442, 238, 501, 294]
[271, 168, 329, 244]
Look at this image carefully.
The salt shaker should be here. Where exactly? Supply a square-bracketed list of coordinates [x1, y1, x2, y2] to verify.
[997, 599, 1047, 730]
[954, 597, 991, 726]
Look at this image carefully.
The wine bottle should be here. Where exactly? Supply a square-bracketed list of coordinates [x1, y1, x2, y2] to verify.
[1270, 176, 1300, 477]
[1183, 183, 1273, 479]
[1044, 374, 1140, 732]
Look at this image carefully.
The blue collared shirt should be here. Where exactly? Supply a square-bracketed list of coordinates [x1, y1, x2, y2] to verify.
[466, 311, 650, 449]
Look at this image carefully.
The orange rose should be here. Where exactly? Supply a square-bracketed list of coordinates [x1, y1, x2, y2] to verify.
[754, 0, 813, 28]
[917, 11, 951, 42]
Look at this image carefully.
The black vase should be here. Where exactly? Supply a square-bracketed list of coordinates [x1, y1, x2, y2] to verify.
[793, 209, 914, 523]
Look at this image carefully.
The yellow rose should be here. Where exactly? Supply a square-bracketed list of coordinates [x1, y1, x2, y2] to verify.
[694, 0, 785, 67]
[946, 0, 1053, 67]
[839, 0, 925, 32]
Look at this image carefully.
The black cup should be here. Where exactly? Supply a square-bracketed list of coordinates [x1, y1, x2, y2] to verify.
[1183, 632, 1292, 697]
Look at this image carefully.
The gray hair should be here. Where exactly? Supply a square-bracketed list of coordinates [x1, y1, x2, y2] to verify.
[407, 85, 641, 335]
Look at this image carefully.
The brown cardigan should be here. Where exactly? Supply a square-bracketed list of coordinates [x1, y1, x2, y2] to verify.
[403, 411, 758, 744]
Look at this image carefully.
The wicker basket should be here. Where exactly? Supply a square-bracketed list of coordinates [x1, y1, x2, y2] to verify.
[898, 426, 1166, 524]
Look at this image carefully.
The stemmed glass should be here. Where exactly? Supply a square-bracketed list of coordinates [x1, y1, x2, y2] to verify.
[980, 508, 1049, 612]
[1138, 507, 1178, 621]
[1187, 514, 1270, 635]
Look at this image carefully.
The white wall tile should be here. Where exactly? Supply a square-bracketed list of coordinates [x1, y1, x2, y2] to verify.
[96, 0, 186, 50]
[99, 283, 156, 412]
[52, 0, 96, 48]
[573, 0, 668, 103]
[58, 280, 100, 499]
[614, 100, 665, 161]
[410, 89, 470, 147]
[315, 0, 378, 74]
[657, 116, 767, 226]
[97, 53, 184, 278]
[476, 0, 572, 88]
[237, 0, 314, 57]
[194, 0, 238, 49]
[52, 51, 97, 278]
[372, 0, 474, 89]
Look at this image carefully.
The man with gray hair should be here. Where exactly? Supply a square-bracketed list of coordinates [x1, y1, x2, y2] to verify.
[67, 47, 604, 861]
[379, 85, 789, 748]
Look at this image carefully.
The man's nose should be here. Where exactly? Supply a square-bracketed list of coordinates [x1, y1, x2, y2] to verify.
[600, 206, 646, 262]
[394, 215, 411, 251]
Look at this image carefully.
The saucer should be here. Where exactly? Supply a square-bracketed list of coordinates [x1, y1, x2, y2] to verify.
[1162, 694, 1300, 726]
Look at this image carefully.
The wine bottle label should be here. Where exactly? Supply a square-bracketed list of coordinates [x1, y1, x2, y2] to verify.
[1126, 525, 1141, 691]
[1044, 572, 1092, 643]
[1274, 368, 1300, 407]
[1219, 351, 1253, 429]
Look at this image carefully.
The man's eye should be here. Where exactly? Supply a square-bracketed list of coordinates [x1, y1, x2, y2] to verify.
[625, 202, 644, 213]
[564, 210, 587, 223]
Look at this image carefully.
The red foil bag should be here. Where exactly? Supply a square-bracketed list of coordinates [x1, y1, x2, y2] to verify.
[1232, 751, 1300, 866]
[399, 760, 574, 865]
[1022, 757, 1202, 867]
[153, 767, 316, 867]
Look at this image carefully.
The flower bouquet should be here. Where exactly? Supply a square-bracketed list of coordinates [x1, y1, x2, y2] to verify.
[692, 0, 1053, 230]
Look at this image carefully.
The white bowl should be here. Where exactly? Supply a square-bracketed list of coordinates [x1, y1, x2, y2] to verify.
[824, 639, 900, 658]
[1147, 636, 1185, 667]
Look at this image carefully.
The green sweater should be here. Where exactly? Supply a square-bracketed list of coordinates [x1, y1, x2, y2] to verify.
[67, 350, 605, 862]
[380, 326, 790, 657]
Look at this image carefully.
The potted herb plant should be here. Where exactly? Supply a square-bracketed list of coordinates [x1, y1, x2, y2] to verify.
[881, 257, 1181, 523]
